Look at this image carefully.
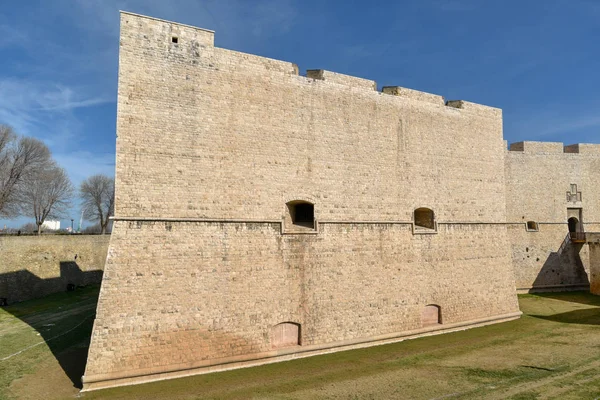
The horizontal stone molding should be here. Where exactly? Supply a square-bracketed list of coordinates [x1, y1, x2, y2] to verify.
[110, 216, 281, 223]
[112, 217, 550, 226]
[81, 310, 522, 392]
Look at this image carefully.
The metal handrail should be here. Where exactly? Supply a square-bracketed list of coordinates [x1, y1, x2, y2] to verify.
[557, 233, 571, 255]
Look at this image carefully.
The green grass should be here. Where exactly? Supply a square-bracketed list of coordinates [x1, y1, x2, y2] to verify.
[1, 289, 600, 399]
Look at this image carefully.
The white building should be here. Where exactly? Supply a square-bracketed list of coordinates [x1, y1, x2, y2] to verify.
[42, 220, 60, 231]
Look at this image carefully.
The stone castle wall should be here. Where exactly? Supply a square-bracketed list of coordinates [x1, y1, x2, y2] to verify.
[0, 235, 109, 303]
[505, 142, 600, 292]
[83, 12, 522, 390]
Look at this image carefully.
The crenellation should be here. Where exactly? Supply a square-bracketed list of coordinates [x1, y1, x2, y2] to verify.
[509, 142, 524, 151]
[564, 143, 600, 154]
[445, 100, 502, 118]
[381, 86, 444, 105]
[508, 141, 564, 153]
[564, 144, 579, 153]
[306, 69, 377, 90]
[214, 48, 298, 75]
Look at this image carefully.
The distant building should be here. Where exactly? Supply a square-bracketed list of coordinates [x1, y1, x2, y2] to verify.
[42, 220, 60, 231]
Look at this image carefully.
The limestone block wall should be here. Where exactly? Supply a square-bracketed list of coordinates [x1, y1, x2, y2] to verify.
[83, 12, 521, 390]
[114, 14, 507, 223]
[505, 142, 600, 291]
[0, 235, 109, 303]
[85, 221, 518, 387]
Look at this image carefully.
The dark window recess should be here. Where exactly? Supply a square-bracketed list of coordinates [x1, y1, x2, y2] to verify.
[414, 208, 435, 229]
[526, 221, 538, 231]
[286, 201, 315, 229]
[294, 203, 314, 224]
[172, 36, 179, 44]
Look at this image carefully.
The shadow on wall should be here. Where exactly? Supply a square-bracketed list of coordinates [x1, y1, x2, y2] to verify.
[0, 262, 103, 305]
[530, 240, 589, 292]
[1, 268, 100, 389]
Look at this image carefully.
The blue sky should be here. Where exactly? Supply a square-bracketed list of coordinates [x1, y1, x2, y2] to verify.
[1, 0, 599, 228]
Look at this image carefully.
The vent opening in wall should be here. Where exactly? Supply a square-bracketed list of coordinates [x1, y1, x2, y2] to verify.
[421, 304, 441, 327]
[271, 322, 301, 349]
[526, 221, 538, 231]
[171, 36, 179, 44]
[285, 200, 315, 231]
[414, 207, 436, 232]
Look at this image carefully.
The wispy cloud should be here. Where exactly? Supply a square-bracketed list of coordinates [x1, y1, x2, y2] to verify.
[0, 24, 28, 48]
[0, 79, 111, 136]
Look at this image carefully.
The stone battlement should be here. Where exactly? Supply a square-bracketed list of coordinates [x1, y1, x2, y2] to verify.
[509, 141, 600, 154]
[121, 11, 497, 113]
[306, 69, 377, 90]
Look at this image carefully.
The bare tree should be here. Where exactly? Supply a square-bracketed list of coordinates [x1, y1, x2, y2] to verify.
[0, 125, 52, 217]
[80, 174, 114, 234]
[19, 164, 74, 235]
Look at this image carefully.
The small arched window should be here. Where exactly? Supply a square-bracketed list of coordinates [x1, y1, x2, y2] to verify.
[284, 200, 316, 232]
[271, 322, 301, 348]
[421, 304, 441, 327]
[414, 208, 435, 230]
[526, 221, 538, 232]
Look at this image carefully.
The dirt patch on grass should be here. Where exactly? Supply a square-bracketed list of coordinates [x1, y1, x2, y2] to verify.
[8, 346, 88, 400]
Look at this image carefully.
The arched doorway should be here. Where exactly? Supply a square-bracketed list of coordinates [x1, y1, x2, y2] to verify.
[568, 217, 579, 234]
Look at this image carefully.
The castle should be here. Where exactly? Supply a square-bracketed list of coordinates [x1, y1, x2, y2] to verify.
[81, 12, 600, 391]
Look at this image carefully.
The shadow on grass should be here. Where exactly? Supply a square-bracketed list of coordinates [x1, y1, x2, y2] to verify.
[1, 265, 101, 389]
[530, 307, 600, 325]
[531, 291, 600, 307]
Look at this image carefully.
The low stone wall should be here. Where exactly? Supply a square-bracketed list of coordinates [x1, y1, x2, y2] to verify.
[0, 235, 110, 304]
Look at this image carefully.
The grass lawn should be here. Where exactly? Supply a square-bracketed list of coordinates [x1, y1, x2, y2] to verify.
[1, 289, 600, 400]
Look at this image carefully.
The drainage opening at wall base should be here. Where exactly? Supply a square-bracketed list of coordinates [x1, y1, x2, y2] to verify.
[271, 322, 301, 349]
[421, 304, 441, 327]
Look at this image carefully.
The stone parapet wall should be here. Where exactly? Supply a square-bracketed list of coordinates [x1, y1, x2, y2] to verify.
[0, 235, 109, 304]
